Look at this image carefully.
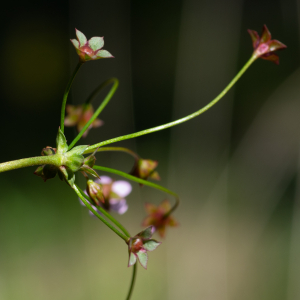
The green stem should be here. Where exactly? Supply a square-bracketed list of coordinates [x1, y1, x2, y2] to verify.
[93, 165, 180, 217]
[68, 78, 119, 150]
[84, 147, 139, 160]
[77, 185, 130, 237]
[126, 264, 137, 300]
[0, 154, 63, 173]
[73, 184, 129, 242]
[60, 62, 83, 132]
[86, 56, 256, 151]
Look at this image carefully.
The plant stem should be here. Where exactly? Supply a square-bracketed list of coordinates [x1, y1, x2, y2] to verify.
[86, 56, 256, 151]
[60, 62, 83, 132]
[93, 165, 180, 217]
[73, 184, 129, 242]
[0, 155, 62, 173]
[126, 264, 137, 300]
[84, 147, 139, 160]
[68, 78, 119, 150]
[77, 185, 130, 237]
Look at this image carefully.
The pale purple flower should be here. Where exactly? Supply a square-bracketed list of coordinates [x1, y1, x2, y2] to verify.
[79, 175, 131, 215]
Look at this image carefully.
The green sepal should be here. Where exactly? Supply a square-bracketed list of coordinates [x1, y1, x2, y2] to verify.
[80, 165, 100, 179]
[136, 251, 148, 269]
[64, 154, 84, 172]
[84, 155, 96, 168]
[58, 166, 75, 186]
[67, 145, 88, 156]
[56, 128, 68, 154]
[128, 252, 137, 267]
[137, 226, 154, 239]
[143, 239, 161, 252]
[63, 145, 87, 172]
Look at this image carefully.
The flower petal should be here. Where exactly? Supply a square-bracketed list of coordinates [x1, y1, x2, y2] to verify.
[137, 226, 154, 239]
[128, 252, 137, 267]
[261, 53, 280, 65]
[92, 118, 104, 128]
[143, 239, 161, 252]
[160, 200, 172, 212]
[95, 176, 112, 185]
[112, 181, 132, 198]
[96, 49, 114, 58]
[247, 29, 260, 49]
[145, 203, 157, 214]
[70, 39, 79, 49]
[136, 250, 148, 269]
[109, 198, 128, 214]
[88, 37, 104, 51]
[268, 40, 287, 52]
[75, 29, 87, 47]
[260, 24, 271, 43]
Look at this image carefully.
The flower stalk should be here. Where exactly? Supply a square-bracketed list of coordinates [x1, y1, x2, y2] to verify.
[86, 56, 257, 151]
[60, 62, 83, 132]
[74, 183, 129, 242]
[68, 77, 119, 150]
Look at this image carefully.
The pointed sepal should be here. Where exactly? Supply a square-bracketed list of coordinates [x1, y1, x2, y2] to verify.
[56, 128, 68, 154]
[143, 239, 162, 252]
[128, 252, 137, 267]
[137, 226, 154, 239]
[136, 251, 148, 269]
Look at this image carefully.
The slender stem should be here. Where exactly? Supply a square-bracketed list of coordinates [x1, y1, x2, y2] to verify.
[60, 62, 83, 132]
[126, 264, 137, 300]
[84, 147, 139, 160]
[77, 185, 130, 237]
[0, 154, 62, 173]
[68, 78, 119, 150]
[73, 184, 129, 242]
[93, 165, 180, 216]
[86, 56, 256, 151]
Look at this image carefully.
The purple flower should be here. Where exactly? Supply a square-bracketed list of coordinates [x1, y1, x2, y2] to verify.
[79, 176, 131, 215]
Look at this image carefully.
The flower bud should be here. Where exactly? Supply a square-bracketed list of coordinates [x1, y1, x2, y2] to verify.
[86, 179, 105, 206]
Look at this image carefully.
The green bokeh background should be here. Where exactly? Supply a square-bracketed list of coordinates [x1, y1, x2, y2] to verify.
[1, 1, 300, 299]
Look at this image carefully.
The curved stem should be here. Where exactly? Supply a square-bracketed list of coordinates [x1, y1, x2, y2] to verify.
[73, 184, 129, 242]
[93, 165, 180, 217]
[0, 154, 62, 173]
[86, 56, 256, 151]
[60, 62, 83, 132]
[84, 147, 139, 160]
[126, 263, 137, 300]
[68, 78, 119, 150]
[77, 185, 130, 237]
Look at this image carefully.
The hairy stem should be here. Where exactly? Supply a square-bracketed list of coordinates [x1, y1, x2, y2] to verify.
[0, 155, 62, 173]
[77, 185, 130, 237]
[86, 56, 256, 151]
[68, 78, 119, 150]
[73, 184, 129, 242]
[84, 146, 139, 160]
[93, 165, 180, 217]
[60, 62, 83, 132]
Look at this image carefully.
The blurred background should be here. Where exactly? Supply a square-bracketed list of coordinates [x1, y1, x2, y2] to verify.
[0, 0, 299, 299]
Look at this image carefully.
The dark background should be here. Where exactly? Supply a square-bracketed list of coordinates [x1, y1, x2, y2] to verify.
[1, 0, 300, 299]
